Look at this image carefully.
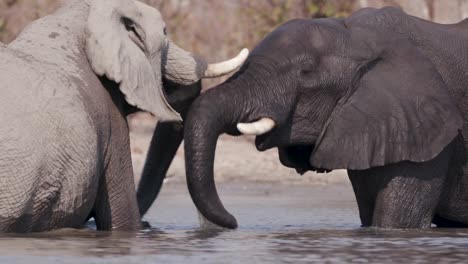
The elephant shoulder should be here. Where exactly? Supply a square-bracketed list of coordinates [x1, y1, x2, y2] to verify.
[0, 49, 98, 140]
[0, 50, 78, 103]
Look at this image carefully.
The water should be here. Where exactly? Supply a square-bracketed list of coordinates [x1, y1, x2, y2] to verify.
[1, 183, 468, 263]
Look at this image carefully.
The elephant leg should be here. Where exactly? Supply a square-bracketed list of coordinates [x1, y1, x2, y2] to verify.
[432, 137, 468, 227]
[348, 170, 380, 227]
[93, 147, 141, 231]
[137, 122, 183, 216]
[370, 145, 451, 228]
[434, 171, 468, 227]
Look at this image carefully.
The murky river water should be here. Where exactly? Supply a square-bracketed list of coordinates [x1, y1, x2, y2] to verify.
[1, 183, 468, 263]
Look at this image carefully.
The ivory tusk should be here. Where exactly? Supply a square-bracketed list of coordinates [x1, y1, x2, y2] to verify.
[237, 118, 276, 136]
[203, 48, 249, 78]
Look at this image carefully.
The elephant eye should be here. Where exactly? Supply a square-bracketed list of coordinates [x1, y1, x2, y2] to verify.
[300, 61, 317, 77]
[122, 17, 135, 31]
[301, 69, 314, 75]
[163, 27, 167, 36]
[122, 17, 144, 43]
[300, 67, 316, 77]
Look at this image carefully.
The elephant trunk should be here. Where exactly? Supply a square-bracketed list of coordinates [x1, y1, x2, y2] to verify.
[163, 41, 248, 85]
[184, 84, 244, 229]
[137, 121, 183, 216]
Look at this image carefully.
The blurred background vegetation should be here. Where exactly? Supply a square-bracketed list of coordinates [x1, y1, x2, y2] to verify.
[1, 0, 467, 86]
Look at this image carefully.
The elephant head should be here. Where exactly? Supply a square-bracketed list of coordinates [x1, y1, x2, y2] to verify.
[85, 0, 248, 121]
[183, 8, 463, 228]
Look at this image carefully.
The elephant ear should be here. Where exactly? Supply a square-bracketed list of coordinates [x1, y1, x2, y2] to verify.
[310, 37, 463, 170]
[85, 0, 181, 121]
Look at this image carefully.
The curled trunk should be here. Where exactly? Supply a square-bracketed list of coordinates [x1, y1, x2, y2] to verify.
[184, 86, 242, 229]
[183, 66, 289, 228]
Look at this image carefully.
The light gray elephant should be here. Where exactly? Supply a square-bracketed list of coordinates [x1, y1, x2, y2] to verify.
[0, 0, 247, 232]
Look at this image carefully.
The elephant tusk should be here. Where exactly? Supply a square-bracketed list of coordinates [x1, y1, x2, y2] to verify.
[237, 118, 276, 136]
[203, 48, 249, 78]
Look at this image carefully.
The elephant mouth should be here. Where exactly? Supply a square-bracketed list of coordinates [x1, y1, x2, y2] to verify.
[278, 145, 315, 174]
[255, 132, 317, 174]
[253, 122, 292, 151]
[254, 129, 329, 174]
[254, 133, 276, 151]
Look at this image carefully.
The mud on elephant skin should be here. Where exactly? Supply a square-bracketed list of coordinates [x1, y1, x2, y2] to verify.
[183, 7, 468, 229]
[0, 0, 246, 232]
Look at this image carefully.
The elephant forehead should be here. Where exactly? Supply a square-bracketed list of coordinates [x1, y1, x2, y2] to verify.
[253, 18, 346, 58]
[134, 1, 166, 49]
[252, 20, 317, 58]
[134, 1, 165, 28]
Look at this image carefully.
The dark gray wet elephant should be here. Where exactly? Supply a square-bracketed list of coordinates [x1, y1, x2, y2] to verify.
[183, 7, 468, 229]
[0, 0, 247, 232]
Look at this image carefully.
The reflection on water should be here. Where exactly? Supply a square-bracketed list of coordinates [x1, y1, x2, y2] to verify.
[1, 184, 467, 263]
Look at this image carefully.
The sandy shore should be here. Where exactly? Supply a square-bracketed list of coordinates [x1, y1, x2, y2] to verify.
[129, 112, 349, 186]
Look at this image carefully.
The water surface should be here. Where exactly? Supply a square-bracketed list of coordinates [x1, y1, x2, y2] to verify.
[1, 183, 467, 263]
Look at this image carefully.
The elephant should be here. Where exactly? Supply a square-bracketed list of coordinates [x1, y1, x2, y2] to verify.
[182, 7, 468, 229]
[0, 0, 247, 232]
